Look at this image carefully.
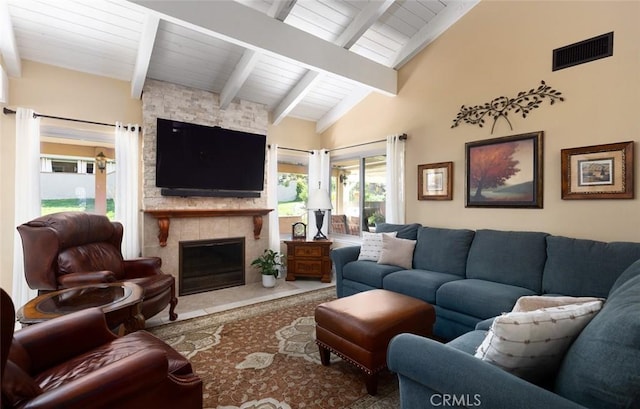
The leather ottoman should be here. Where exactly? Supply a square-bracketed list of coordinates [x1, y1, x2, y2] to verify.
[315, 289, 435, 395]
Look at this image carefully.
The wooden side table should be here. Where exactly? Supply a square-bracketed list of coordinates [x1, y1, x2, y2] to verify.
[285, 240, 332, 283]
[17, 282, 145, 335]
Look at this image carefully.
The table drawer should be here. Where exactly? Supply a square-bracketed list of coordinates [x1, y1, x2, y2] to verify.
[292, 260, 323, 275]
[294, 246, 323, 257]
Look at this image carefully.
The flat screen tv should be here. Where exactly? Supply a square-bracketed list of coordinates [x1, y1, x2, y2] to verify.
[156, 118, 266, 197]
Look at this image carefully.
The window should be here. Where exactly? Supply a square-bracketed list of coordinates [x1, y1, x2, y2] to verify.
[331, 154, 387, 237]
[277, 162, 308, 236]
[51, 160, 77, 173]
[40, 152, 115, 219]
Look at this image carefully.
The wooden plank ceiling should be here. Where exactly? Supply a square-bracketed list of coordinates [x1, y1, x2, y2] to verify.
[2, 0, 478, 133]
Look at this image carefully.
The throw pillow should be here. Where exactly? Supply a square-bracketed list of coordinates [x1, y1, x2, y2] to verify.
[512, 295, 603, 313]
[357, 231, 397, 262]
[377, 235, 416, 270]
[474, 300, 604, 382]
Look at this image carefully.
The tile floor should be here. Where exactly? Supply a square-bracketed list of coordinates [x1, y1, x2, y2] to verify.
[146, 277, 335, 328]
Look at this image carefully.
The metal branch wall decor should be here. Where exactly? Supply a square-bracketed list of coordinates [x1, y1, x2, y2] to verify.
[451, 81, 565, 134]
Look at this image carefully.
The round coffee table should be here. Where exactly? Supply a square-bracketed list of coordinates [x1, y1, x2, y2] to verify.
[17, 282, 145, 335]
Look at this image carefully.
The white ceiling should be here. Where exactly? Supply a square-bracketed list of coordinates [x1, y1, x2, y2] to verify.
[1, 0, 478, 133]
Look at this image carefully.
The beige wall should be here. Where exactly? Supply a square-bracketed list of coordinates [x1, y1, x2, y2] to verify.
[322, 0, 640, 243]
[268, 116, 322, 150]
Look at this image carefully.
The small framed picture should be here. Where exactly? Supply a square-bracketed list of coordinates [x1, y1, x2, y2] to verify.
[418, 162, 453, 200]
[291, 222, 307, 240]
[561, 141, 634, 199]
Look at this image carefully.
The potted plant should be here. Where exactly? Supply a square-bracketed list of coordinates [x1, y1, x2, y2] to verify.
[251, 249, 283, 288]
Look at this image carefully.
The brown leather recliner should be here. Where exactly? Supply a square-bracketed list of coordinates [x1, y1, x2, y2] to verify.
[0, 288, 202, 409]
[17, 212, 177, 321]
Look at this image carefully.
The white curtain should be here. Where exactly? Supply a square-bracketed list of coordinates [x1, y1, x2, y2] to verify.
[267, 144, 280, 252]
[12, 108, 40, 307]
[307, 149, 331, 240]
[115, 123, 140, 258]
[385, 134, 406, 224]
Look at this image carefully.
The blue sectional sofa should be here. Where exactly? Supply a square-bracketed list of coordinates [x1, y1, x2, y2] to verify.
[330, 223, 640, 409]
[387, 258, 640, 409]
[331, 223, 640, 340]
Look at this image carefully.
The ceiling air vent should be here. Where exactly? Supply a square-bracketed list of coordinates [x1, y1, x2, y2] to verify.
[553, 32, 613, 71]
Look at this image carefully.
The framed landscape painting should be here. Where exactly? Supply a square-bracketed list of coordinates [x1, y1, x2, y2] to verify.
[561, 141, 634, 199]
[465, 131, 543, 208]
[418, 162, 453, 200]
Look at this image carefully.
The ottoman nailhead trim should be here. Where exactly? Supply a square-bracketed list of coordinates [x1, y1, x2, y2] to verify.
[315, 340, 386, 375]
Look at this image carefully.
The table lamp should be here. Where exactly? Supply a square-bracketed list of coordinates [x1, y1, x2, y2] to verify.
[306, 186, 332, 240]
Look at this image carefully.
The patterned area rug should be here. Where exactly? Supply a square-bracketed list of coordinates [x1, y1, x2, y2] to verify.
[149, 287, 399, 409]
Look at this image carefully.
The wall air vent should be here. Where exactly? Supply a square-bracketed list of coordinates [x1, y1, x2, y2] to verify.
[553, 32, 613, 71]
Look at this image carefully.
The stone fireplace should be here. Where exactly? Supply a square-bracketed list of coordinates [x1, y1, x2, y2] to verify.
[141, 79, 271, 294]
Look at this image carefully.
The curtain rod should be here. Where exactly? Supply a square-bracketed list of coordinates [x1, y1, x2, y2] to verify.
[328, 133, 407, 153]
[3, 107, 139, 131]
[268, 144, 313, 154]
[268, 133, 407, 155]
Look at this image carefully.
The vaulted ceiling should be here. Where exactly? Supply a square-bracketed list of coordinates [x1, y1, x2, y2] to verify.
[1, 0, 478, 132]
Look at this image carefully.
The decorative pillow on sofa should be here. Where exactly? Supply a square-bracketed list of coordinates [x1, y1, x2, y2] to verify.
[512, 295, 603, 312]
[474, 299, 604, 382]
[357, 231, 397, 262]
[377, 235, 416, 270]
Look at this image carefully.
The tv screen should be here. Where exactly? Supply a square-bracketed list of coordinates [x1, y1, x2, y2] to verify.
[156, 118, 266, 195]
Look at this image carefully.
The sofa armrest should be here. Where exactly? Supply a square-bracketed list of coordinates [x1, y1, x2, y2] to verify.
[58, 271, 116, 287]
[14, 308, 117, 373]
[330, 246, 361, 297]
[123, 257, 163, 278]
[23, 349, 169, 409]
[387, 333, 586, 409]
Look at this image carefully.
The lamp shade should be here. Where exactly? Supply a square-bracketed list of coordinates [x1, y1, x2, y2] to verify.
[306, 188, 332, 210]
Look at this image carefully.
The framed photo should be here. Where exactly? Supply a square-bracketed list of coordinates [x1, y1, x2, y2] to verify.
[561, 141, 634, 199]
[465, 131, 543, 208]
[291, 222, 307, 240]
[418, 162, 453, 200]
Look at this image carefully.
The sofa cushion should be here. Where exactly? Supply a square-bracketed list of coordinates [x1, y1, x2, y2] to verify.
[378, 235, 416, 270]
[466, 230, 548, 292]
[543, 235, 640, 298]
[383, 270, 462, 304]
[342, 260, 403, 289]
[434, 307, 488, 341]
[475, 300, 603, 383]
[357, 231, 397, 261]
[413, 227, 475, 276]
[555, 272, 640, 409]
[374, 223, 422, 240]
[437, 279, 537, 320]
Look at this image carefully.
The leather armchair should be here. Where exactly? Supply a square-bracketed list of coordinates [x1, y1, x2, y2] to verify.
[1, 288, 202, 409]
[17, 212, 177, 321]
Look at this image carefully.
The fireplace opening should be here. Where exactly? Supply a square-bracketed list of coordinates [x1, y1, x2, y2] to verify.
[179, 237, 245, 296]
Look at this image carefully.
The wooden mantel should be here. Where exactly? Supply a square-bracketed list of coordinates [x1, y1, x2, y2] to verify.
[144, 209, 273, 247]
